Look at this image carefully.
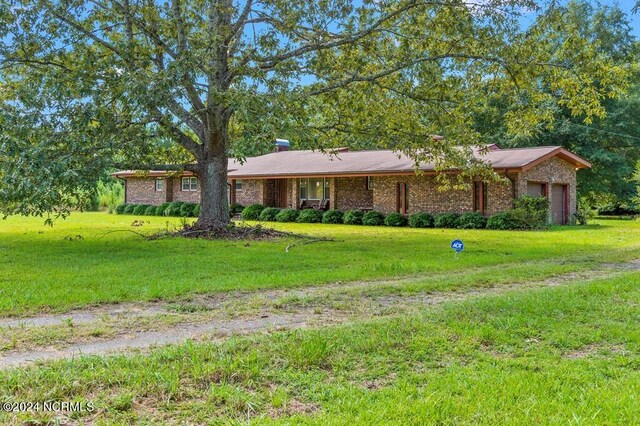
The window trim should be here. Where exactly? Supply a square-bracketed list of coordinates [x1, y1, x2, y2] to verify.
[366, 176, 373, 190]
[154, 178, 164, 192]
[299, 177, 329, 200]
[235, 179, 243, 191]
[181, 176, 198, 192]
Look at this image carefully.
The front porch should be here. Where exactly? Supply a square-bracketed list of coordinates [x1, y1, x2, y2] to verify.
[230, 176, 374, 211]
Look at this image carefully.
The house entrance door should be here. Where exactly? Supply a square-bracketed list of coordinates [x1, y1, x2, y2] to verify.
[275, 179, 288, 208]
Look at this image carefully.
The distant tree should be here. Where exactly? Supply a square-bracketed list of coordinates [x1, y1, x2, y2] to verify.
[472, 0, 639, 206]
[0, 0, 629, 227]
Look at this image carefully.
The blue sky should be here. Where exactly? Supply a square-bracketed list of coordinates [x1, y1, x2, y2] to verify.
[617, 0, 640, 37]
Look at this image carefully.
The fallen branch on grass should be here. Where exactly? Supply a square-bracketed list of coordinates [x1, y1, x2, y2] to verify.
[285, 236, 337, 252]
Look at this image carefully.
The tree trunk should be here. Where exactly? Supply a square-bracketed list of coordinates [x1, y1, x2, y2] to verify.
[196, 154, 230, 228]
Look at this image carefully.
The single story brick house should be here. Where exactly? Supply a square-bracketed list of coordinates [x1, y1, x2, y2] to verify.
[113, 142, 590, 225]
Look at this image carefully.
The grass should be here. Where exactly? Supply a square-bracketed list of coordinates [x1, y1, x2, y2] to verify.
[2, 272, 640, 424]
[0, 212, 639, 316]
[1, 212, 640, 423]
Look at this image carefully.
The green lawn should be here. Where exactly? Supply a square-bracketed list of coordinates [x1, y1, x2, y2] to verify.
[2, 272, 640, 424]
[0, 212, 639, 316]
[1, 213, 640, 424]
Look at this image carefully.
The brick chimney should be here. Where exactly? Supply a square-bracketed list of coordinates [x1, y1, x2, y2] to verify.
[275, 139, 290, 152]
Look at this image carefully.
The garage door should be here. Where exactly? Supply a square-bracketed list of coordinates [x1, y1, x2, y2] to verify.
[551, 184, 567, 225]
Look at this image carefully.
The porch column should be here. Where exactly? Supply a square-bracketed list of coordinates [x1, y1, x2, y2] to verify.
[229, 179, 237, 205]
[329, 177, 337, 210]
[291, 178, 300, 209]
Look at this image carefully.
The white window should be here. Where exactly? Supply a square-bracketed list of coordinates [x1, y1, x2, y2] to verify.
[299, 178, 329, 200]
[181, 176, 198, 191]
[235, 180, 243, 191]
[366, 176, 373, 190]
[155, 178, 164, 192]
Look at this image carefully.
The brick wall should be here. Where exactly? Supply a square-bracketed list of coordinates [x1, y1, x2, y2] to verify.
[125, 177, 167, 205]
[370, 174, 514, 215]
[516, 156, 577, 217]
[235, 179, 264, 206]
[172, 177, 200, 203]
[485, 178, 514, 216]
[263, 179, 276, 206]
[373, 175, 469, 214]
[123, 156, 577, 217]
[335, 177, 373, 210]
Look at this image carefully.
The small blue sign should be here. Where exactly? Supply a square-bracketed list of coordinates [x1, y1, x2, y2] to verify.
[451, 239, 464, 253]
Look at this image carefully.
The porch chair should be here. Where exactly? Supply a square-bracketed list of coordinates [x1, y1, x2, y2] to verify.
[314, 199, 330, 211]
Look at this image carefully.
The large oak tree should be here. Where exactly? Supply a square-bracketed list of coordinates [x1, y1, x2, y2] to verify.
[0, 0, 628, 227]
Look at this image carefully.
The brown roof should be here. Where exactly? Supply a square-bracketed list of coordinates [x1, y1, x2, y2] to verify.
[113, 145, 590, 179]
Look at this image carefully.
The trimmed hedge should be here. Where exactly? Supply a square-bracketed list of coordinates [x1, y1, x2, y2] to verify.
[180, 202, 198, 217]
[409, 212, 434, 228]
[123, 204, 136, 215]
[512, 195, 549, 230]
[230, 203, 245, 215]
[115, 204, 129, 215]
[242, 204, 265, 221]
[144, 205, 157, 216]
[456, 212, 487, 229]
[165, 202, 184, 217]
[133, 204, 149, 215]
[434, 213, 459, 228]
[297, 209, 323, 223]
[384, 212, 407, 227]
[155, 202, 170, 216]
[343, 209, 364, 225]
[276, 209, 299, 222]
[259, 207, 281, 221]
[193, 204, 200, 217]
[486, 211, 522, 230]
[362, 210, 385, 226]
[322, 210, 344, 224]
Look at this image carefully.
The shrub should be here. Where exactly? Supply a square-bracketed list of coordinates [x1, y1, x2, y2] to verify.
[230, 203, 245, 215]
[486, 211, 523, 230]
[123, 204, 136, 214]
[597, 202, 640, 216]
[276, 209, 299, 222]
[409, 212, 434, 228]
[297, 209, 323, 223]
[259, 207, 281, 221]
[512, 195, 549, 229]
[133, 204, 151, 215]
[322, 210, 344, 224]
[384, 212, 407, 227]
[165, 202, 184, 217]
[180, 202, 198, 217]
[144, 205, 156, 216]
[155, 202, 171, 216]
[456, 212, 487, 229]
[115, 204, 129, 215]
[362, 210, 385, 226]
[434, 213, 459, 228]
[193, 204, 200, 217]
[574, 199, 596, 226]
[242, 204, 265, 221]
[343, 209, 364, 225]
